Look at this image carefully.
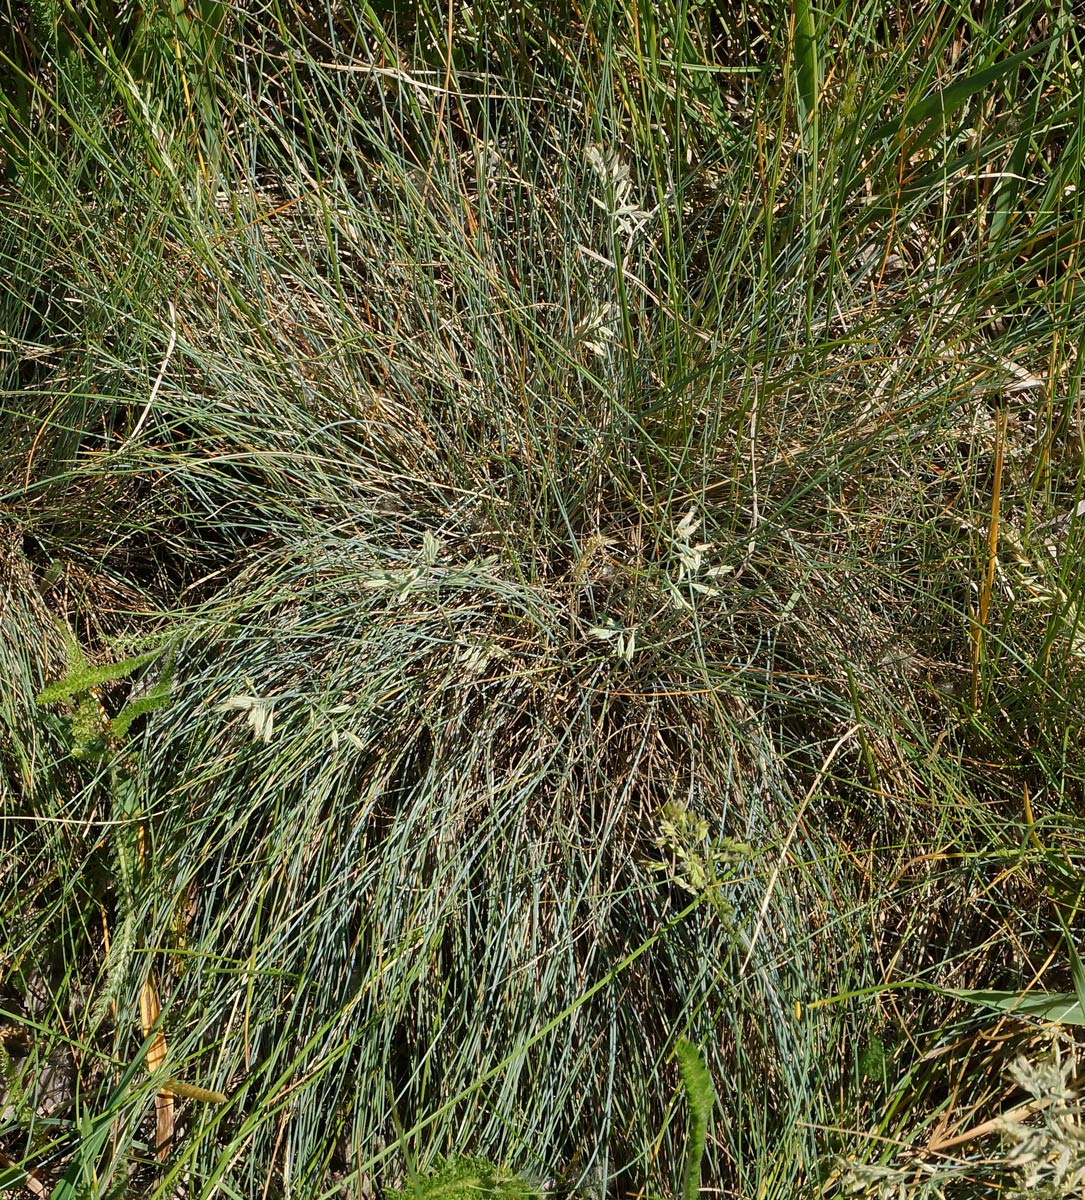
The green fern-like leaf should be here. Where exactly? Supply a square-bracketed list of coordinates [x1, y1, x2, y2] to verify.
[61, 621, 87, 673]
[36, 650, 162, 705]
[389, 1156, 542, 1199]
[109, 674, 174, 740]
[27, 0, 58, 45]
[0, 1038, 34, 1132]
[69, 693, 109, 760]
[676, 1039, 715, 1200]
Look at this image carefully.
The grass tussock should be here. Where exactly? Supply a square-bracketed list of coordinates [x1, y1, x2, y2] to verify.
[2, 1, 1085, 1197]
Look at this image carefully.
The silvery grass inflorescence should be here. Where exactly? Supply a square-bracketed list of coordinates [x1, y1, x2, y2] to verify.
[584, 143, 654, 243]
[588, 507, 731, 661]
[667, 506, 732, 610]
[575, 143, 656, 366]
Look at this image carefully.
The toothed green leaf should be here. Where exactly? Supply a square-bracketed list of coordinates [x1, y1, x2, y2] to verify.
[36, 650, 162, 704]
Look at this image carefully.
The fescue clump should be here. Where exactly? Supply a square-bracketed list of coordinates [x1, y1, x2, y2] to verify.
[2, 2, 1084, 1198]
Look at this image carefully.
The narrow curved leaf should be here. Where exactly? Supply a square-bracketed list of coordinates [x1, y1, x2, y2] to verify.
[950, 989, 1085, 1025]
[870, 40, 1053, 150]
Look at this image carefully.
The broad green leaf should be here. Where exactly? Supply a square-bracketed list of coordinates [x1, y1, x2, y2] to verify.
[49, 1039, 149, 1199]
[1056, 898, 1085, 1021]
[0, 1165, 30, 1190]
[990, 110, 1035, 242]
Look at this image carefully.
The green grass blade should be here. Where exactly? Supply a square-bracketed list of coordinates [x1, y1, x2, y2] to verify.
[793, 0, 819, 158]
[870, 39, 1053, 150]
[948, 990, 1085, 1025]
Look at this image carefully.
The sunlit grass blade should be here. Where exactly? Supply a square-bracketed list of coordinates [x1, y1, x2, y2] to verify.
[793, 0, 819, 160]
